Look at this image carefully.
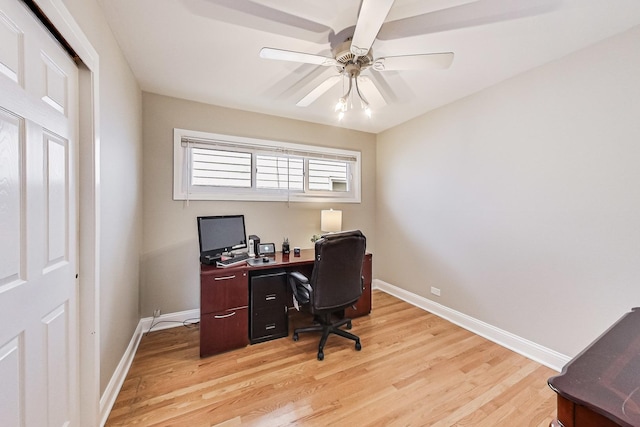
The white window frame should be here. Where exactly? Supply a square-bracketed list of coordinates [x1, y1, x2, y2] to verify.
[173, 128, 361, 203]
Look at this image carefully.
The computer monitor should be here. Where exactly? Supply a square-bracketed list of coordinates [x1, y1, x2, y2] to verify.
[197, 215, 247, 262]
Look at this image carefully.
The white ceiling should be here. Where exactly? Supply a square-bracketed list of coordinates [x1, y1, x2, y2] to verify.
[97, 0, 640, 134]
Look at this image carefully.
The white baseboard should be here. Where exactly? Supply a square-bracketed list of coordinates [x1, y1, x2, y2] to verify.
[372, 279, 570, 372]
[139, 308, 201, 334]
[99, 308, 200, 426]
[99, 321, 143, 427]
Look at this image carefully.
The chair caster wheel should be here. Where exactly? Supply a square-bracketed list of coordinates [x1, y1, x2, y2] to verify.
[355, 341, 362, 351]
[317, 351, 324, 361]
[293, 333, 299, 341]
[346, 321, 352, 330]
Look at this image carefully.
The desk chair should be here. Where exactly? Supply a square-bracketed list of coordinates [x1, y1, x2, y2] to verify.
[288, 230, 366, 360]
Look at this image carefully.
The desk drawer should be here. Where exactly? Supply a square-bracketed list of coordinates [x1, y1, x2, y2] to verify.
[200, 307, 249, 357]
[251, 306, 288, 344]
[201, 270, 248, 314]
[250, 271, 287, 310]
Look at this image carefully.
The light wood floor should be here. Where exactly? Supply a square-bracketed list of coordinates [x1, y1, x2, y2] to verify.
[106, 291, 558, 426]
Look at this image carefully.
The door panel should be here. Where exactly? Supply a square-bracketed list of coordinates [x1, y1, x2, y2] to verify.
[45, 131, 69, 269]
[0, 335, 23, 427]
[0, 7, 23, 84]
[43, 303, 71, 427]
[0, 109, 24, 294]
[0, 0, 79, 425]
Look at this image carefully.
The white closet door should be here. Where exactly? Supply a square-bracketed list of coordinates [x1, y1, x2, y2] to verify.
[0, 0, 79, 425]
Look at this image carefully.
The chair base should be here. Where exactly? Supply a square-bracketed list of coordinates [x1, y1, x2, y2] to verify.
[293, 313, 361, 361]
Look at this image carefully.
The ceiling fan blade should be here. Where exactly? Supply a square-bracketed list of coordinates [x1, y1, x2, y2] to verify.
[377, 0, 559, 40]
[182, 0, 331, 43]
[260, 47, 338, 66]
[296, 75, 342, 107]
[357, 76, 386, 108]
[385, 0, 478, 22]
[350, 0, 396, 56]
[372, 53, 454, 71]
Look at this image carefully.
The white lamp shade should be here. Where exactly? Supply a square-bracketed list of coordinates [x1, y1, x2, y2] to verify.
[321, 209, 342, 232]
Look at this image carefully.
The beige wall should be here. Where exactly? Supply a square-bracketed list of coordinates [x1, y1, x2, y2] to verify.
[141, 93, 376, 316]
[376, 27, 640, 358]
[61, 0, 143, 394]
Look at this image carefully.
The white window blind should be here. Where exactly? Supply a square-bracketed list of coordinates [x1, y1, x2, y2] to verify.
[192, 148, 251, 188]
[308, 159, 348, 191]
[256, 155, 303, 190]
[174, 128, 361, 203]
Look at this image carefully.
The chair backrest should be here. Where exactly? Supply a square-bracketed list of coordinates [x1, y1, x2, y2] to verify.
[310, 230, 366, 312]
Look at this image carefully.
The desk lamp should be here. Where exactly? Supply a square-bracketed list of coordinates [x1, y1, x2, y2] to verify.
[321, 209, 342, 233]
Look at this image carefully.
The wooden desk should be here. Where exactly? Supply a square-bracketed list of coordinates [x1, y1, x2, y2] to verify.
[548, 308, 640, 427]
[199, 249, 372, 357]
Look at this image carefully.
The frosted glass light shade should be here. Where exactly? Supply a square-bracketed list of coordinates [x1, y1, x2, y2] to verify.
[321, 209, 342, 232]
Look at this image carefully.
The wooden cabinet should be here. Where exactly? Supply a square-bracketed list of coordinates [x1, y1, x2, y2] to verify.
[551, 395, 622, 427]
[199, 250, 372, 357]
[548, 308, 640, 427]
[345, 253, 372, 319]
[200, 268, 249, 357]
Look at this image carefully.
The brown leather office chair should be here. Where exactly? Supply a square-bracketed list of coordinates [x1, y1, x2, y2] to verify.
[288, 230, 366, 360]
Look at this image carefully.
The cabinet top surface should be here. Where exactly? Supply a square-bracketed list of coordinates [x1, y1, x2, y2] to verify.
[548, 307, 640, 427]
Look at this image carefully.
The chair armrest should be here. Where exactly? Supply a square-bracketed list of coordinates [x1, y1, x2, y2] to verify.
[288, 271, 312, 304]
[289, 271, 309, 285]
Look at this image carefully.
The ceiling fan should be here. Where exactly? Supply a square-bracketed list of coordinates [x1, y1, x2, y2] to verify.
[259, 0, 455, 119]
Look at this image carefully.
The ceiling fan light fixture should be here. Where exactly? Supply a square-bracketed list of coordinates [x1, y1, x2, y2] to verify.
[335, 64, 373, 121]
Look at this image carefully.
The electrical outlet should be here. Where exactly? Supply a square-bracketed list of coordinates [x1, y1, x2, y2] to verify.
[430, 287, 441, 297]
[153, 308, 161, 317]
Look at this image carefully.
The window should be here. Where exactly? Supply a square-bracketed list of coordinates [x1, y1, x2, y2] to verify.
[308, 159, 348, 191]
[173, 128, 361, 203]
[256, 155, 303, 191]
[192, 148, 251, 188]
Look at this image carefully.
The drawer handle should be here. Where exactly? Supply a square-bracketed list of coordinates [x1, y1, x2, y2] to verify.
[265, 324, 276, 330]
[265, 294, 276, 301]
[214, 275, 236, 281]
[214, 311, 236, 319]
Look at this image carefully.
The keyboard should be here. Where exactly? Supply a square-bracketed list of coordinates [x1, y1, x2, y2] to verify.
[216, 252, 250, 268]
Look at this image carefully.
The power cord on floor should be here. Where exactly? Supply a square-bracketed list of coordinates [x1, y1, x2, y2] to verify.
[145, 314, 200, 335]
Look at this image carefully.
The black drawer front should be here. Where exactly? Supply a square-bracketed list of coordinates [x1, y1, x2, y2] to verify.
[251, 306, 288, 343]
[251, 271, 287, 310]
